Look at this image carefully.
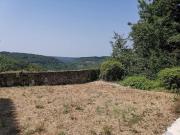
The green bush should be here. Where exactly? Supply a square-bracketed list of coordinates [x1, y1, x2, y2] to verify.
[158, 67, 180, 90]
[121, 76, 159, 90]
[100, 60, 125, 81]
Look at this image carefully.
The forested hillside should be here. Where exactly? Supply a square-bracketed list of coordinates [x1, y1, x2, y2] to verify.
[0, 52, 107, 72]
[56, 56, 108, 70]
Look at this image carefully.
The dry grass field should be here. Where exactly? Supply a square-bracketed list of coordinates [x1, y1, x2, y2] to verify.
[0, 81, 179, 135]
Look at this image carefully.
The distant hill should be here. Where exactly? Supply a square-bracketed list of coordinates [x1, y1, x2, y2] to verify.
[0, 51, 108, 72]
[55, 56, 108, 70]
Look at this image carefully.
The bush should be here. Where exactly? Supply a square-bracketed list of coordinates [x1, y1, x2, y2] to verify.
[121, 76, 159, 90]
[88, 69, 100, 81]
[100, 60, 125, 81]
[158, 67, 180, 91]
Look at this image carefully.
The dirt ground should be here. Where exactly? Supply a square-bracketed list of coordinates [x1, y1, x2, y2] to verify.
[0, 81, 179, 135]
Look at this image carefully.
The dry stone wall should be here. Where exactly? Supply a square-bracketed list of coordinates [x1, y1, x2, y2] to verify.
[0, 69, 100, 87]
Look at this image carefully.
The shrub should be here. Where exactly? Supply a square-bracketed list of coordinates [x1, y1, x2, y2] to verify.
[100, 60, 125, 81]
[158, 67, 180, 91]
[121, 76, 158, 90]
[88, 69, 100, 81]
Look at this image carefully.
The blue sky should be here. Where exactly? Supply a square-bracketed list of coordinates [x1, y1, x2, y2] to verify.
[0, 0, 139, 57]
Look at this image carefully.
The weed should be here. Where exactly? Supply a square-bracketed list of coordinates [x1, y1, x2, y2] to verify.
[90, 130, 97, 135]
[130, 128, 140, 134]
[105, 103, 110, 115]
[112, 106, 143, 126]
[101, 126, 112, 135]
[127, 113, 143, 127]
[24, 124, 45, 135]
[22, 92, 26, 97]
[58, 131, 66, 135]
[113, 107, 121, 118]
[35, 122, 45, 133]
[173, 95, 180, 102]
[70, 115, 77, 120]
[63, 104, 71, 114]
[35, 104, 44, 109]
[37, 95, 43, 99]
[87, 98, 95, 105]
[96, 106, 105, 115]
[24, 129, 36, 135]
[75, 105, 84, 111]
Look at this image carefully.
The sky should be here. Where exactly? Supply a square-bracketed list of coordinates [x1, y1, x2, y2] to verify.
[0, 0, 139, 57]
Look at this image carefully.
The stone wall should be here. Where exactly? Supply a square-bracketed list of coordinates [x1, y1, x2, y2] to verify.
[0, 69, 100, 87]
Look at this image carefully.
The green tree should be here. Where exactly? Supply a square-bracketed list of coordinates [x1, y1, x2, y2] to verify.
[129, 0, 180, 77]
[110, 33, 137, 75]
[110, 0, 180, 78]
[111, 32, 128, 58]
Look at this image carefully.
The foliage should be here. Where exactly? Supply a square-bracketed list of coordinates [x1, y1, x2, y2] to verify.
[130, 0, 180, 75]
[0, 55, 27, 72]
[121, 76, 160, 90]
[88, 69, 100, 81]
[111, 32, 128, 58]
[100, 60, 125, 81]
[110, 33, 137, 76]
[0, 52, 107, 72]
[0, 52, 66, 71]
[59, 56, 108, 70]
[111, 0, 180, 91]
[110, 0, 180, 79]
[25, 64, 46, 72]
[158, 67, 180, 90]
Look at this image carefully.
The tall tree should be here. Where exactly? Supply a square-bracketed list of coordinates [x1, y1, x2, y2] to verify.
[111, 32, 127, 58]
[129, 0, 180, 76]
[110, 33, 137, 75]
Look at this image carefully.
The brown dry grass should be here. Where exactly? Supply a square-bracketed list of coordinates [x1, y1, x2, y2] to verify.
[0, 81, 179, 135]
[173, 95, 180, 115]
